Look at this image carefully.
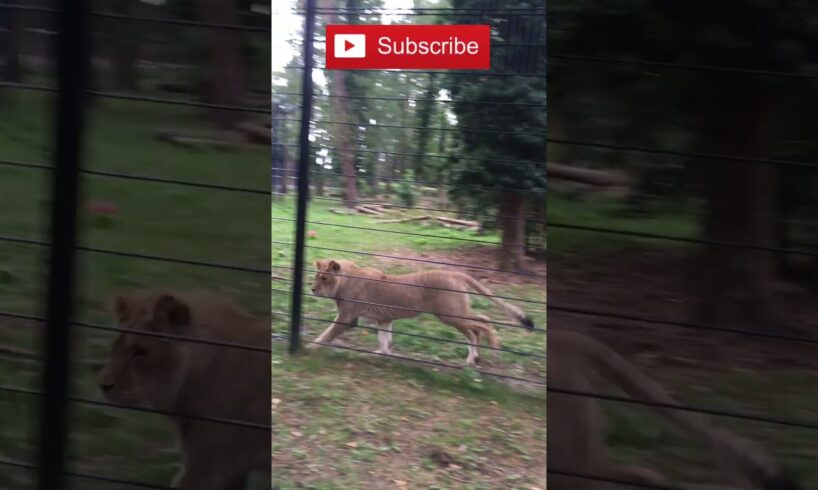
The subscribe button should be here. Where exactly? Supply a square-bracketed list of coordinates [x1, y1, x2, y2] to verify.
[326, 24, 490, 70]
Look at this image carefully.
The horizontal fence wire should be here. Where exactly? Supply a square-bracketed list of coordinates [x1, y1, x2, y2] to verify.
[271, 264, 548, 307]
[0, 233, 268, 275]
[548, 386, 818, 431]
[268, 307, 546, 359]
[0, 81, 271, 114]
[548, 52, 818, 81]
[281, 117, 546, 137]
[280, 142, 540, 167]
[0, 3, 270, 32]
[549, 305, 818, 345]
[272, 240, 548, 280]
[549, 138, 818, 169]
[275, 92, 546, 107]
[0, 384, 269, 431]
[0, 311, 271, 354]
[288, 336, 548, 387]
[290, 68, 545, 77]
[281, 134, 818, 171]
[272, 193, 547, 223]
[270, 288, 544, 333]
[1, 158, 268, 195]
[272, 217, 531, 249]
[548, 469, 685, 490]
[279, 166, 545, 195]
[548, 222, 818, 258]
[0, 457, 175, 489]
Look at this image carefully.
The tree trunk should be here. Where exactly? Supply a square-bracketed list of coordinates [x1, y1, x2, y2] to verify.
[498, 192, 526, 271]
[320, 0, 359, 206]
[694, 75, 777, 332]
[198, 0, 243, 129]
[111, 0, 137, 91]
[1, 6, 22, 82]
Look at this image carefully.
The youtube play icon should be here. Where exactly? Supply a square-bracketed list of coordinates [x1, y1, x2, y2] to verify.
[334, 34, 366, 59]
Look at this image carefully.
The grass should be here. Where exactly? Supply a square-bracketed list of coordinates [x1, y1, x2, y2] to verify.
[271, 346, 546, 490]
[547, 193, 698, 254]
[1, 90, 269, 489]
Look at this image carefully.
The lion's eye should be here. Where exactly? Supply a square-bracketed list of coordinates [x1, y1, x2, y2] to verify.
[132, 345, 148, 357]
[322, 276, 328, 281]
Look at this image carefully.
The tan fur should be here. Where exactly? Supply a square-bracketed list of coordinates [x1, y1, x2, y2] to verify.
[549, 329, 795, 490]
[308, 259, 534, 366]
[99, 290, 271, 490]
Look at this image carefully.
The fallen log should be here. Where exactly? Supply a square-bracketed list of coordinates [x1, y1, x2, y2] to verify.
[548, 162, 629, 188]
[237, 122, 271, 145]
[329, 208, 357, 215]
[154, 130, 238, 151]
[435, 216, 479, 227]
[375, 215, 431, 224]
[355, 205, 385, 216]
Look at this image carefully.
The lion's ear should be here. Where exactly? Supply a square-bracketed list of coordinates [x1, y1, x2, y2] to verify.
[113, 295, 129, 322]
[328, 260, 341, 272]
[314, 259, 326, 270]
[153, 294, 191, 332]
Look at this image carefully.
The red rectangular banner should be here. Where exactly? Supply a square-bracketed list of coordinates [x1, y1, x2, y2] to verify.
[325, 24, 491, 70]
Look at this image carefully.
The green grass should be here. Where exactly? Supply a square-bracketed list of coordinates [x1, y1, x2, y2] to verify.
[547, 194, 698, 254]
[1, 91, 268, 489]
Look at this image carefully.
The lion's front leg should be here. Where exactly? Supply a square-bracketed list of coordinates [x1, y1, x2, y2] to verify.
[374, 322, 394, 355]
[309, 314, 357, 348]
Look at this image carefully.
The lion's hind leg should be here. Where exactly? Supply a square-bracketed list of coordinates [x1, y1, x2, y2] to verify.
[437, 315, 483, 367]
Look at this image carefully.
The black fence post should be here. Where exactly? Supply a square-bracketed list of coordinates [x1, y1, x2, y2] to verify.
[37, 0, 87, 488]
[289, 0, 316, 354]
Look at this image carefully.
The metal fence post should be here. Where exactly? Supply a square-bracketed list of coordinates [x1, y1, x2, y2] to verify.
[289, 0, 316, 354]
[37, 0, 87, 488]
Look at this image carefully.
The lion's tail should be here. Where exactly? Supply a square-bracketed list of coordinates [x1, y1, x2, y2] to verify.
[555, 330, 795, 490]
[463, 275, 535, 330]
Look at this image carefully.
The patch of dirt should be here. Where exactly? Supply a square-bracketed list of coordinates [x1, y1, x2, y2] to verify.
[547, 247, 818, 372]
[272, 353, 546, 489]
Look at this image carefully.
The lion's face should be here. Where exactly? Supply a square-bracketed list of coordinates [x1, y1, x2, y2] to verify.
[311, 260, 341, 297]
[99, 292, 193, 410]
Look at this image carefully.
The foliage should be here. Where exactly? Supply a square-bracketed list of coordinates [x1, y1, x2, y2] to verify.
[395, 169, 419, 208]
[446, 0, 547, 212]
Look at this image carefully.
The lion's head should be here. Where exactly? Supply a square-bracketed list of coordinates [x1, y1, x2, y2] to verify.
[98, 291, 194, 411]
[311, 259, 343, 298]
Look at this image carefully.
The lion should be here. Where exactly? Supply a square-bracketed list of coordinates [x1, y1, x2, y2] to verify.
[98, 290, 271, 490]
[307, 259, 534, 366]
[548, 328, 800, 490]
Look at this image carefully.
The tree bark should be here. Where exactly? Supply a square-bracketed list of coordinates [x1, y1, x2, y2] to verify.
[1, 6, 22, 82]
[320, 0, 359, 206]
[694, 75, 777, 332]
[197, 0, 244, 129]
[111, 0, 137, 91]
[498, 192, 526, 271]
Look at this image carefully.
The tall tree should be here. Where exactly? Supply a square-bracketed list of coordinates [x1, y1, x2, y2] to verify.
[1, 5, 22, 83]
[197, 0, 244, 129]
[319, 0, 360, 206]
[111, 0, 138, 91]
[550, 0, 818, 331]
[448, 0, 547, 270]
[412, 73, 439, 180]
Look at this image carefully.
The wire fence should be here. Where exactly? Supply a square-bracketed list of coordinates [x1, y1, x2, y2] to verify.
[0, 1, 271, 489]
[274, 2, 818, 490]
[2, 0, 816, 489]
